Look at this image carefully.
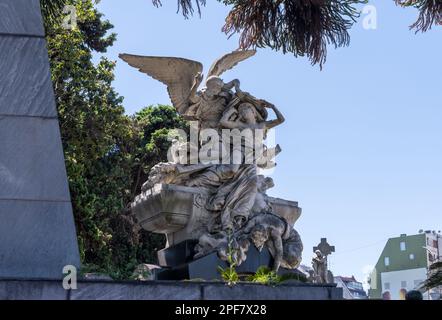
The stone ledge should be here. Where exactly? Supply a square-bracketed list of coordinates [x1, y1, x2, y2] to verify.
[0, 279, 343, 300]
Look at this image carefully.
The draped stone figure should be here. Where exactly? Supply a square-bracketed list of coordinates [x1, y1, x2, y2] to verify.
[123, 50, 303, 274]
[312, 250, 328, 284]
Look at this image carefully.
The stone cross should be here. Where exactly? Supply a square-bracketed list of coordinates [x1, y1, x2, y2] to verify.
[313, 238, 335, 257]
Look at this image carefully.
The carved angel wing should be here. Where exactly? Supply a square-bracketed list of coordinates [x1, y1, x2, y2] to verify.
[207, 50, 256, 78]
[119, 54, 203, 114]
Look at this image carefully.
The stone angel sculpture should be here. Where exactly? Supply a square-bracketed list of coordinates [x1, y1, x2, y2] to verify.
[119, 50, 256, 130]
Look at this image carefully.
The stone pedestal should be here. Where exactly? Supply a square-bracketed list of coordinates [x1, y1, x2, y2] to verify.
[155, 244, 305, 281]
[0, 0, 80, 279]
[131, 183, 303, 280]
[0, 278, 343, 300]
[131, 184, 302, 248]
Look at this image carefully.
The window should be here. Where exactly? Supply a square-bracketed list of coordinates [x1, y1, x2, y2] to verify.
[400, 241, 406, 251]
[401, 281, 407, 288]
[409, 253, 415, 260]
[384, 282, 390, 290]
[433, 240, 438, 248]
[384, 256, 390, 266]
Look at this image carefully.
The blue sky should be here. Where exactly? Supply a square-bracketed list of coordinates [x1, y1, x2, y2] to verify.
[95, 0, 442, 287]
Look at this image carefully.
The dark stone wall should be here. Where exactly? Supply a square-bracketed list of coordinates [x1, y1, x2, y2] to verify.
[0, 279, 343, 300]
[0, 0, 80, 279]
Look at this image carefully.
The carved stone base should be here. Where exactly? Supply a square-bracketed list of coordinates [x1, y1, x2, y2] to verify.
[155, 242, 305, 281]
[157, 240, 199, 267]
[131, 184, 302, 247]
[131, 184, 211, 247]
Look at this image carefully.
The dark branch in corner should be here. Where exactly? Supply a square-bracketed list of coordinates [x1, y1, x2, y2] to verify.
[396, 0, 442, 32]
[152, 0, 207, 18]
[221, 0, 365, 69]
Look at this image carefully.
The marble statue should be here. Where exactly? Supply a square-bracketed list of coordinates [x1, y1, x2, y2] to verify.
[122, 50, 303, 274]
[312, 250, 328, 284]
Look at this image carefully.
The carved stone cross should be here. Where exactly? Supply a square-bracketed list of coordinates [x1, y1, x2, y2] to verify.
[313, 238, 335, 257]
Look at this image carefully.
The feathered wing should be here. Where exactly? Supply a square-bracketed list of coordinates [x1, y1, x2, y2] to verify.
[207, 50, 256, 78]
[119, 54, 203, 114]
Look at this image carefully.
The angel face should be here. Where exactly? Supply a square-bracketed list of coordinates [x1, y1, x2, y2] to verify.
[205, 76, 224, 99]
[251, 225, 268, 252]
[238, 103, 258, 124]
[257, 175, 275, 193]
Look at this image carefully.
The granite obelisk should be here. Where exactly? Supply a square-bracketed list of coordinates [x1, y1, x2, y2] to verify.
[0, 0, 80, 279]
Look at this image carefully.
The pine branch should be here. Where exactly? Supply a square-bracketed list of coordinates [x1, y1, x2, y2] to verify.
[152, 0, 207, 18]
[396, 0, 442, 32]
[221, 0, 365, 68]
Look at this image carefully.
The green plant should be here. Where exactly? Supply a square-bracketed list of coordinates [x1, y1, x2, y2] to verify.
[217, 233, 239, 286]
[218, 265, 239, 287]
[246, 266, 279, 285]
[41, 0, 187, 279]
[246, 266, 308, 285]
[278, 272, 308, 284]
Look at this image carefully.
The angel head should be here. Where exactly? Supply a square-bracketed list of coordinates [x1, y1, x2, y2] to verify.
[237, 102, 267, 124]
[204, 75, 225, 99]
[120, 50, 256, 117]
[250, 224, 269, 252]
[315, 250, 323, 258]
[257, 175, 275, 193]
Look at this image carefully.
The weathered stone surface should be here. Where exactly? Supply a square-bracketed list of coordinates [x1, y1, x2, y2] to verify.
[0, 279, 343, 300]
[133, 184, 302, 247]
[70, 281, 201, 300]
[0, 37, 57, 117]
[0, 117, 71, 201]
[155, 245, 303, 281]
[0, 1, 80, 280]
[202, 283, 342, 300]
[268, 197, 302, 227]
[157, 240, 199, 267]
[0, 280, 68, 300]
[132, 184, 204, 236]
[125, 50, 303, 276]
[0, 0, 44, 36]
[0, 200, 80, 279]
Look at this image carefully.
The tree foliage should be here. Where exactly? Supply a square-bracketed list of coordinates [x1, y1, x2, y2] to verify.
[153, 0, 365, 67]
[150, 0, 441, 67]
[42, 0, 442, 67]
[41, 0, 185, 278]
[221, 0, 365, 68]
[39, 0, 441, 278]
[396, 0, 442, 32]
[152, 0, 207, 17]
